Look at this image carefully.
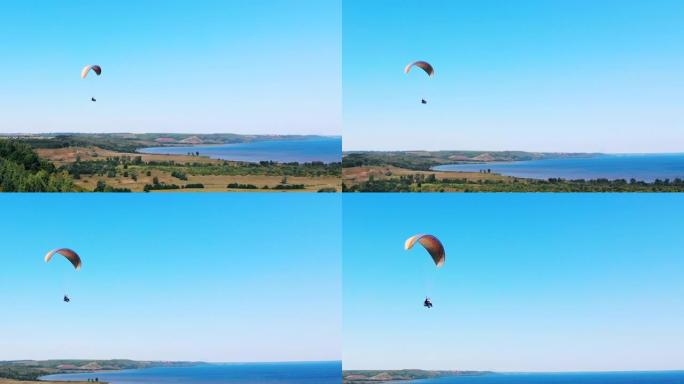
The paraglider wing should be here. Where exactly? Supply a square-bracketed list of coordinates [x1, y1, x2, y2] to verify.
[405, 234, 445, 267]
[45, 248, 82, 270]
[404, 61, 434, 77]
[81, 65, 102, 79]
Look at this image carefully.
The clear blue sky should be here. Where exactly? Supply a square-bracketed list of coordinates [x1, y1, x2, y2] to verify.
[0, 0, 340, 135]
[0, 194, 340, 362]
[343, 0, 684, 153]
[343, 194, 684, 372]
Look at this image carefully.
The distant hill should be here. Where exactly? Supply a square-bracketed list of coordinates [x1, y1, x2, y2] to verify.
[3, 133, 335, 154]
[343, 369, 491, 383]
[0, 360, 202, 382]
[343, 150, 598, 171]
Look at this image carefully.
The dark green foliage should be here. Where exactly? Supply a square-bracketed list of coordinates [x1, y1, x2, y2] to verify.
[0, 139, 75, 191]
[227, 183, 258, 189]
[273, 183, 305, 190]
[345, 174, 684, 192]
[143, 183, 180, 192]
[171, 170, 188, 180]
[93, 180, 131, 192]
[184, 183, 204, 189]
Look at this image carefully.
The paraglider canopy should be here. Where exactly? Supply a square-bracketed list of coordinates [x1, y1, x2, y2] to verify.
[81, 65, 102, 79]
[404, 61, 434, 77]
[45, 248, 82, 270]
[405, 234, 445, 267]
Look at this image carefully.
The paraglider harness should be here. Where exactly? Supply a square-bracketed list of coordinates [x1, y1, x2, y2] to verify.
[63, 295, 70, 303]
[424, 297, 432, 308]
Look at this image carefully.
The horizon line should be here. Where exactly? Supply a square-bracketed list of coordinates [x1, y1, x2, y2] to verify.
[342, 368, 684, 374]
[343, 149, 684, 156]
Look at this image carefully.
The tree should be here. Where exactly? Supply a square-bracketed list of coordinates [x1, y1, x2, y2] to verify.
[94, 180, 107, 192]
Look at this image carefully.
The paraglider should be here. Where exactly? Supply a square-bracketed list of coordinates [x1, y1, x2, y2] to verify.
[45, 248, 82, 270]
[404, 234, 445, 267]
[81, 65, 102, 102]
[405, 61, 433, 104]
[45, 248, 81, 302]
[81, 65, 102, 79]
[404, 61, 434, 77]
[405, 234, 445, 308]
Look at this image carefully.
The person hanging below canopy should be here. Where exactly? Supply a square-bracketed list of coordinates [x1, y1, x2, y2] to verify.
[81, 64, 102, 102]
[45, 248, 81, 302]
[404, 61, 434, 104]
[405, 234, 445, 308]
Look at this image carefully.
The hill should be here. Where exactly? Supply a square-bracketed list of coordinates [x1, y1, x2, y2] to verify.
[0, 359, 200, 382]
[343, 369, 491, 383]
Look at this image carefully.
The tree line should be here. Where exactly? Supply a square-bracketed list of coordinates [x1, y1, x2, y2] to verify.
[0, 139, 74, 192]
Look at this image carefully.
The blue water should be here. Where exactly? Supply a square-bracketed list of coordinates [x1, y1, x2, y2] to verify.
[413, 371, 684, 383]
[40, 362, 341, 384]
[433, 154, 684, 182]
[138, 137, 341, 163]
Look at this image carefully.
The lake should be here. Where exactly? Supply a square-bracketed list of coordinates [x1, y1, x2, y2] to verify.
[138, 137, 341, 163]
[40, 362, 341, 384]
[415, 371, 684, 383]
[433, 153, 684, 182]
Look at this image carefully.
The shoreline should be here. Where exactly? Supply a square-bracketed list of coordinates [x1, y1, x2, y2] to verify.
[137, 136, 341, 165]
[342, 370, 684, 383]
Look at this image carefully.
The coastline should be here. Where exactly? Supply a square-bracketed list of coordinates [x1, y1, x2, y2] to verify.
[36, 361, 341, 384]
[137, 136, 342, 164]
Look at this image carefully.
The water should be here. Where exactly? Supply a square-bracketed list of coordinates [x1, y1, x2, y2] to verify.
[138, 137, 341, 163]
[433, 154, 684, 182]
[40, 362, 341, 384]
[413, 371, 684, 383]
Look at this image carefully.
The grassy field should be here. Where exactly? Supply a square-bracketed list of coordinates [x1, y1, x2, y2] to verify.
[36, 147, 222, 165]
[36, 146, 340, 192]
[344, 165, 512, 184]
